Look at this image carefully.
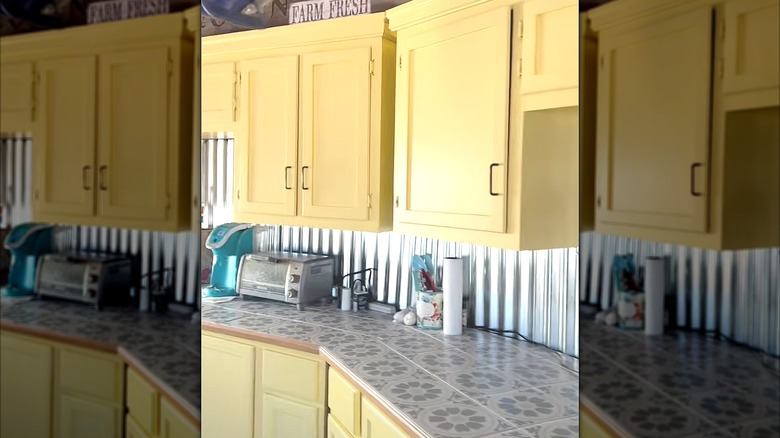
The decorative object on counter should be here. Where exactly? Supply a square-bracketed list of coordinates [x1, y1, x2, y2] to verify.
[87, 0, 170, 24]
[613, 254, 644, 329]
[595, 306, 619, 326]
[416, 290, 442, 329]
[403, 308, 417, 326]
[352, 290, 369, 311]
[201, 222, 254, 298]
[1, 222, 53, 297]
[643, 257, 666, 336]
[141, 267, 176, 314]
[442, 257, 464, 335]
[366, 301, 396, 314]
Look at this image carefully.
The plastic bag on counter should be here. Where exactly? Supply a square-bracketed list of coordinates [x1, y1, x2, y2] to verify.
[612, 254, 644, 329]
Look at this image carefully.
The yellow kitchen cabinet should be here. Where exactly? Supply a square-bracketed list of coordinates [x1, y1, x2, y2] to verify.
[387, 0, 579, 250]
[202, 329, 327, 438]
[328, 415, 355, 438]
[159, 397, 199, 438]
[0, 11, 195, 232]
[361, 398, 410, 438]
[33, 55, 97, 219]
[587, 0, 780, 249]
[126, 366, 200, 438]
[722, 0, 779, 95]
[235, 55, 299, 218]
[0, 61, 35, 133]
[328, 367, 361, 436]
[0, 331, 53, 438]
[202, 61, 237, 134]
[203, 13, 396, 232]
[57, 392, 118, 438]
[202, 333, 255, 438]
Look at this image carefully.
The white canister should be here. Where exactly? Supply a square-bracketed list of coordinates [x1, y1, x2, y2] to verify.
[340, 288, 352, 311]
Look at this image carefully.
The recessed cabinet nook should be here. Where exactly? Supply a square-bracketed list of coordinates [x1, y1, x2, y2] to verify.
[0, 10, 198, 232]
[201, 14, 397, 233]
[584, 0, 780, 250]
[387, 0, 579, 250]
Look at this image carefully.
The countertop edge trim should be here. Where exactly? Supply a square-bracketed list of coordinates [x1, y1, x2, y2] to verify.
[201, 321, 320, 355]
[118, 346, 201, 425]
[580, 395, 635, 438]
[0, 321, 117, 354]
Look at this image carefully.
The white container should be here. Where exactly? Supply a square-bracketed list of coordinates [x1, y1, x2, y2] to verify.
[443, 257, 464, 335]
[340, 287, 352, 311]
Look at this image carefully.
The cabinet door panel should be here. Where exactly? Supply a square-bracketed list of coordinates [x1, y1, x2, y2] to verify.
[0, 62, 34, 132]
[58, 393, 118, 438]
[160, 397, 199, 438]
[395, 7, 510, 232]
[0, 333, 53, 438]
[202, 62, 236, 131]
[596, 7, 711, 232]
[300, 47, 371, 221]
[328, 414, 354, 438]
[126, 414, 153, 438]
[235, 55, 299, 218]
[361, 398, 408, 438]
[202, 334, 255, 438]
[97, 46, 170, 221]
[261, 393, 321, 438]
[722, 0, 779, 94]
[34, 56, 97, 218]
[521, 0, 579, 94]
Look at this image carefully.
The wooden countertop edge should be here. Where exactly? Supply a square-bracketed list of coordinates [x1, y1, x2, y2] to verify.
[201, 321, 320, 355]
[0, 321, 117, 354]
[580, 395, 633, 438]
[201, 322, 429, 437]
[320, 348, 430, 438]
[0, 321, 200, 426]
[118, 347, 200, 425]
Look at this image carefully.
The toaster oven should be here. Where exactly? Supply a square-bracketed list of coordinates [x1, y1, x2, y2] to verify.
[35, 253, 133, 310]
[237, 251, 334, 310]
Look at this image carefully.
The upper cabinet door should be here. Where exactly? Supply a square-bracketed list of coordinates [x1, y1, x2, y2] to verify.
[33, 56, 97, 219]
[520, 0, 579, 94]
[394, 7, 511, 233]
[0, 62, 35, 133]
[97, 47, 171, 221]
[202, 62, 236, 132]
[722, 0, 780, 95]
[299, 47, 372, 221]
[235, 55, 299, 219]
[596, 7, 712, 233]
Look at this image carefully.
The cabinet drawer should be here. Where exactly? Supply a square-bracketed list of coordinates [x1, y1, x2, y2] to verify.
[262, 348, 323, 403]
[59, 347, 122, 403]
[126, 367, 159, 436]
[327, 414, 355, 438]
[327, 368, 360, 436]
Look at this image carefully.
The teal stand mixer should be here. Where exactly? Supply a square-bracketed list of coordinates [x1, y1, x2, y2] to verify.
[2, 223, 54, 297]
[201, 222, 254, 298]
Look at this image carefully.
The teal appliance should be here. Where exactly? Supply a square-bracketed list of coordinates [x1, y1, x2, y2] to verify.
[1, 223, 53, 297]
[201, 222, 254, 298]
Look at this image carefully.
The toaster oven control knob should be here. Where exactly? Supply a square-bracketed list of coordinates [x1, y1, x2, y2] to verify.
[87, 289, 96, 298]
[287, 274, 299, 284]
[286, 289, 298, 298]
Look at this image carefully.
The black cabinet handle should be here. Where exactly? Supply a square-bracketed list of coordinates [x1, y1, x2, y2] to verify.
[284, 166, 292, 190]
[690, 163, 702, 197]
[99, 166, 108, 191]
[301, 166, 309, 190]
[82, 166, 91, 190]
[489, 163, 499, 196]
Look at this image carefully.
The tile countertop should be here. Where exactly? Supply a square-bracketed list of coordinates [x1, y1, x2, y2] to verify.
[580, 320, 780, 438]
[0, 297, 201, 421]
[201, 297, 580, 438]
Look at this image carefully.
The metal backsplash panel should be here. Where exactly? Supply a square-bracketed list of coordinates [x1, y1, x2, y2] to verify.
[201, 137, 579, 357]
[580, 231, 780, 357]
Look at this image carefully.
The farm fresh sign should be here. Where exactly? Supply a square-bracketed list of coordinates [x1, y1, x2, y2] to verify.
[87, 0, 169, 24]
[290, 0, 371, 24]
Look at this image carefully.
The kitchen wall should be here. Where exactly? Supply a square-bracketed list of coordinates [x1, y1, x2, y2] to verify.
[0, 134, 201, 308]
[580, 231, 780, 357]
[202, 138, 579, 357]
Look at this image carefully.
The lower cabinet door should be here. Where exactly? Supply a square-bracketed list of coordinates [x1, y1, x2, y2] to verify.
[262, 393, 321, 438]
[0, 333, 53, 438]
[126, 414, 153, 438]
[328, 414, 355, 438]
[58, 393, 118, 438]
[361, 398, 408, 438]
[202, 334, 255, 438]
[159, 397, 199, 438]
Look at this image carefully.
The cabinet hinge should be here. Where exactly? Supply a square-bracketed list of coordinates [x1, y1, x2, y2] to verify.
[597, 196, 601, 208]
[398, 56, 402, 71]
[519, 19, 523, 38]
[31, 71, 39, 121]
[167, 56, 173, 76]
[237, 189, 241, 200]
[719, 19, 725, 40]
[35, 189, 39, 200]
[367, 194, 372, 209]
[234, 72, 241, 121]
[369, 59, 375, 76]
[395, 196, 399, 208]
[518, 58, 522, 77]
[718, 57, 724, 79]
[600, 56, 604, 69]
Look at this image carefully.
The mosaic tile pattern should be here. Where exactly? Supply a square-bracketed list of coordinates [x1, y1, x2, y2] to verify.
[581, 320, 780, 438]
[0, 298, 201, 412]
[197, 296, 580, 438]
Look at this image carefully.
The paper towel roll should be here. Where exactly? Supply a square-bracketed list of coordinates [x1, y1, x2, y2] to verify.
[644, 257, 665, 336]
[443, 257, 464, 335]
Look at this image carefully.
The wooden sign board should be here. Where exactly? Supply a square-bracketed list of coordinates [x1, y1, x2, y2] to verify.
[87, 0, 170, 24]
[289, 0, 371, 24]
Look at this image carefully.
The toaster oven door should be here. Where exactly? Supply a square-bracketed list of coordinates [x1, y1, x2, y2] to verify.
[237, 255, 292, 301]
[36, 255, 89, 302]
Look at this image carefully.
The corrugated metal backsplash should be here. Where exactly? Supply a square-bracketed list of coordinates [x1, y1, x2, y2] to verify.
[1, 135, 201, 308]
[580, 231, 780, 357]
[202, 137, 579, 357]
